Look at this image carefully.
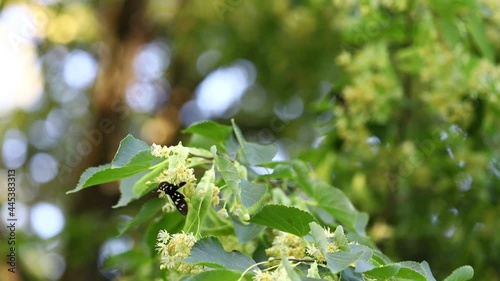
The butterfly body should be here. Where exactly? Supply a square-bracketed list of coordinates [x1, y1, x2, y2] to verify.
[158, 182, 188, 215]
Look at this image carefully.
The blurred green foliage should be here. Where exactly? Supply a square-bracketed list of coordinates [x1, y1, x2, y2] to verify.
[1, 0, 499, 280]
[168, 1, 500, 278]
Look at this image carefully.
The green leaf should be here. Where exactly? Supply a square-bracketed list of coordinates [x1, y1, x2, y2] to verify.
[232, 217, 265, 244]
[113, 171, 148, 208]
[181, 269, 242, 281]
[111, 134, 154, 168]
[132, 160, 169, 196]
[102, 249, 151, 271]
[438, 17, 461, 48]
[183, 120, 232, 143]
[325, 251, 363, 274]
[184, 237, 256, 272]
[394, 261, 428, 281]
[349, 244, 373, 264]
[67, 135, 158, 194]
[231, 119, 246, 147]
[242, 142, 278, 166]
[355, 260, 375, 273]
[420, 261, 437, 281]
[249, 205, 316, 237]
[268, 163, 296, 178]
[282, 257, 302, 281]
[231, 119, 278, 165]
[340, 267, 364, 281]
[291, 161, 365, 234]
[240, 180, 267, 209]
[323, 243, 372, 274]
[363, 264, 401, 279]
[67, 163, 147, 194]
[310, 182, 360, 232]
[309, 222, 328, 254]
[466, 13, 495, 62]
[350, 244, 374, 273]
[225, 134, 239, 156]
[443, 265, 474, 281]
[184, 167, 215, 234]
[333, 225, 349, 251]
[117, 198, 163, 236]
[354, 213, 369, 236]
[188, 147, 214, 160]
[214, 154, 241, 197]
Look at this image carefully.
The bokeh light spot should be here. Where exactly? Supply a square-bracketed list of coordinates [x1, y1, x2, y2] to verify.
[2, 129, 28, 169]
[63, 49, 97, 89]
[195, 59, 256, 118]
[125, 82, 158, 112]
[30, 202, 65, 239]
[29, 153, 59, 183]
[133, 42, 170, 81]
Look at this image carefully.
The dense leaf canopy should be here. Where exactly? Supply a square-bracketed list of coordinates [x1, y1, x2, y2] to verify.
[0, 0, 499, 280]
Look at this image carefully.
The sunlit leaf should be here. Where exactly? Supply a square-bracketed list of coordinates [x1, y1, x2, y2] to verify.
[214, 154, 241, 197]
[309, 222, 328, 253]
[67, 164, 147, 194]
[443, 265, 474, 281]
[362, 264, 401, 279]
[111, 134, 155, 168]
[181, 269, 242, 281]
[184, 237, 256, 272]
[250, 205, 316, 237]
[183, 120, 233, 143]
[333, 225, 349, 251]
[393, 261, 429, 281]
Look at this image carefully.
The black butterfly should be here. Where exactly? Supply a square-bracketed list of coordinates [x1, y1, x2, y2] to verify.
[158, 181, 188, 215]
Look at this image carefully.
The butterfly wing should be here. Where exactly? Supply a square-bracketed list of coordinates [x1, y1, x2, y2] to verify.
[158, 181, 186, 192]
[169, 191, 188, 216]
[158, 182, 188, 215]
[158, 182, 177, 193]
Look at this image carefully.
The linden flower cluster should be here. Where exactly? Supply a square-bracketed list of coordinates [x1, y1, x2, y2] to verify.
[151, 143, 170, 158]
[155, 163, 196, 189]
[305, 241, 339, 264]
[156, 230, 202, 274]
[334, 44, 401, 151]
[253, 262, 325, 281]
[253, 267, 289, 281]
[230, 204, 250, 221]
[266, 228, 340, 262]
[261, 228, 347, 280]
[305, 227, 340, 263]
[265, 231, 306, 259]
[151, 143, 196, 183]
[154, 161, 196, 213]
[195, 183, 220, 206]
